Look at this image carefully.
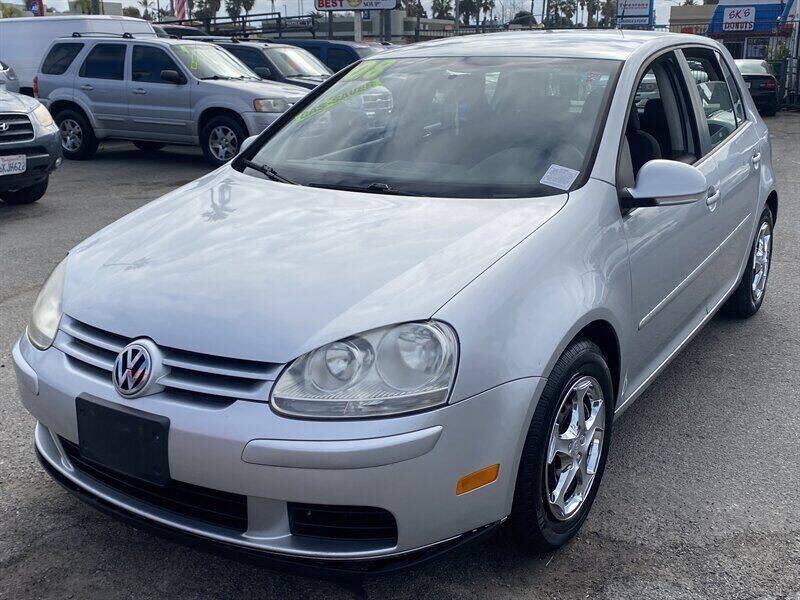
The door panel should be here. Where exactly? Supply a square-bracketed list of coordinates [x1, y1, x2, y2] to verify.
[77, 43, 128, 135]
[126, 45, 192, 142]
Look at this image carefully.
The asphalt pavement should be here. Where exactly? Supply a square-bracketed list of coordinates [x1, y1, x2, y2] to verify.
[1, 116, 799, 599]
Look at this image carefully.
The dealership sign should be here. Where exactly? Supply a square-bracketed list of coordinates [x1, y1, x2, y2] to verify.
[616, 0, 654, 26]
[315, 0, 395, 10]
[722, 5, 755, 30]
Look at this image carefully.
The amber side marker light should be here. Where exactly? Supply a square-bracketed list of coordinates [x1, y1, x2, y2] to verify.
[456, 464, 500, 495]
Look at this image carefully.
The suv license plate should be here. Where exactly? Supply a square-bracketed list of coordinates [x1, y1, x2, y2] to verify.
[0, 154, 26, 176]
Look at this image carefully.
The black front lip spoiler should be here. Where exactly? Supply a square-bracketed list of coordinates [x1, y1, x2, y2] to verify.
[36, 447, 500, 580]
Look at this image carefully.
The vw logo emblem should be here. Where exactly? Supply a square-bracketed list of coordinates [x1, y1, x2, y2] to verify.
[113, 343, 152, 398]
[0, 122, 8, 132]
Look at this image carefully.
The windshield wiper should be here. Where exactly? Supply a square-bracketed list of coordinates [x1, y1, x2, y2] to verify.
[308, 182, 422, 196]
[200, 75, 233, 80]
[242, 160, 297, 185]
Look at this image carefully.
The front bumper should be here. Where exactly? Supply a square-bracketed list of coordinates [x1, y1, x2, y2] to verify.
[0, 127, 61, 192]
[241, 111, 282, 136]
[13, 334, 542, 564]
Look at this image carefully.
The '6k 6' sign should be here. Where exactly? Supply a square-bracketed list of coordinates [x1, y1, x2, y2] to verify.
[315, 0, 395, 9]
[722, 6, 755, 31]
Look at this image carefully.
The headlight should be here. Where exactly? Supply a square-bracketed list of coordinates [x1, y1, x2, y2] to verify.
[32, 103, 54, 128]
[272, 321, 458, 419]
[28, 257, 67, 350]
[253, 98, 288, 113]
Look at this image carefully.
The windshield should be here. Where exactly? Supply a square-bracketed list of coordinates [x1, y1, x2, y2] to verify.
[242, 56, 619, 198]
[736, 60, 771, 75]
[355, 46, 381, 58]
[265, 47, 331, 78]
[174, 43, 258, 80]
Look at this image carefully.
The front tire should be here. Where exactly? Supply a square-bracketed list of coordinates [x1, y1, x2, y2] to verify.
[55, 109, 98, 160]
[0, 177, 48, 205]
[200, 115, 246, 167]
[508, 338, 614, 553]
[721, 206, 774, 318]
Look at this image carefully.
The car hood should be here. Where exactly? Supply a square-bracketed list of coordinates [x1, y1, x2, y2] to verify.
[63, 167, 566, 363]
[285, 75, 328, 89]
[0, 89, 36, 112]
[202, 78, 307, 99]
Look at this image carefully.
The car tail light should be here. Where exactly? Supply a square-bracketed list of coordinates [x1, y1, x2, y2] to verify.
[765, 79, 777, 90]
[32, 76, 38, 98]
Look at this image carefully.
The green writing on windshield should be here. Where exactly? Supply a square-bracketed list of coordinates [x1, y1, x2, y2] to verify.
[293, 78, 382, 123]
[341, 59, 395, 82]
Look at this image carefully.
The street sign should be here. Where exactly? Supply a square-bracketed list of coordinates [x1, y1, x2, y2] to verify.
[616, 0, 654, 27]
[29, 0, 39, 14]
[315, 0, 395, 10]
[722, 6, 755, 31]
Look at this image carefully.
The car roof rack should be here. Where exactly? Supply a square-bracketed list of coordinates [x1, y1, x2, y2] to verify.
[71, 31, 136, 38]
[182, 35, 238, 42]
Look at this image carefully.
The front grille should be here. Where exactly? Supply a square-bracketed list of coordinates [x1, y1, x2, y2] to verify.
[0, 113, 34, 143]
[0, 145, 47, 157]
[56, 315, 282, 405]
[288, 502, 398, 543]
[60, 437, 248, 531]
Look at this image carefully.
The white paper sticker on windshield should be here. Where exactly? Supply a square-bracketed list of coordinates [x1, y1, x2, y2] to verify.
[540, 164, 580, 191]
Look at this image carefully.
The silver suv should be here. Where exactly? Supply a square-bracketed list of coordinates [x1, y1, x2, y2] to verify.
[36, 34, 307, 165]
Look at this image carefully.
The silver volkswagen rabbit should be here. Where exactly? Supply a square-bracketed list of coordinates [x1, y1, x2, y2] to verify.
[13, 30, 777, 574]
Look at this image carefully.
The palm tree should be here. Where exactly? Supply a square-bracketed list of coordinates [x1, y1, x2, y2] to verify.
[137, 0, 153, 18]
[242, 0, 254, 19]
[480, 0, 495, 25]
[432, 0, 453, 18]
[599, 0, 615, 26]
[225, 0, 242, 21]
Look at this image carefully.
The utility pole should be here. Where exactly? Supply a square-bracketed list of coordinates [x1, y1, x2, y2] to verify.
[327, 11, 333, 38]
[454, 0, 460, 33]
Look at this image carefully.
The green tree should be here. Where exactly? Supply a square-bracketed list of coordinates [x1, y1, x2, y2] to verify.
[122, 5, 142, 16]
[241, 0, 255, 18]
[402, 0, 427, 17]
[599, 0, 615, 26]
[431, 0, 453, 18]
[0, 1, 24, 16]
[225, 0, 242, 21]
[137, 0, 153, 18]
[458, 0, 479, 24]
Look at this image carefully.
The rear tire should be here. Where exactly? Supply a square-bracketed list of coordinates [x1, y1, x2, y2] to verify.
[200, 115, 246, 167]
[508, 338, 614, 553]
[0, 177, 48, 205]
[133, 141, 166, 153]
[721, 206, 774, 319]
[55, 109, 98, 160]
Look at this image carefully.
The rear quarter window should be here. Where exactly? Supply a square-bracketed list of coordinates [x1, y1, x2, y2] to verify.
[41, 43, 84, 75]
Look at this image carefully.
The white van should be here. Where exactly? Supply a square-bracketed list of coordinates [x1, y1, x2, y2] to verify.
[0, 16, 155, 95]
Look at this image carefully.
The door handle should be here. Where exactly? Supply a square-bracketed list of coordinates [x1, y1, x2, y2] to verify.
[751, 152, 762, 169]
[80, 84, 94, 91]
[132, 88, 147, 95]
[706, 186, 721, 208]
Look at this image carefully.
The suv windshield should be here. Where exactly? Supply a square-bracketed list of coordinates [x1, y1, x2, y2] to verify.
[174, 43, 258, 80]
[242, 56, 619, 198]
[265, 46, 331, 78]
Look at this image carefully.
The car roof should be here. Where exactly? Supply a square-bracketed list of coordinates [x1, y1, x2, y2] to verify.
[373, 29, 711, 61]
[281, 38, 374, 48]
[217, 40, 294, 49]
[54, 34, 212, 46]
[4, 15, 147, 22]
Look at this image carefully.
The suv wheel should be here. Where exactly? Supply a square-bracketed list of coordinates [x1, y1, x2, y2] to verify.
[133, 141, 166, 153]
[56, 109, 98, 160]
[0, 177, 49, 205]
[201, 115, 246, 166]
[721, 205, 774, 318]
[508, 338, 614, 552]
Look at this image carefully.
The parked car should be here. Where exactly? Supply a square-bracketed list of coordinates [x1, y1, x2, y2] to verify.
[0, 16, 154, 97]
[152, 24, 208, 38]
[36, 35, 307, 165]
[277, 39, 383, 72]
[14, 31, 777, 573]
[735, 59, 779, 116]
[214, 40, 332, 89]
[0, 61, 20, 94]
[0, 90, 61, 205]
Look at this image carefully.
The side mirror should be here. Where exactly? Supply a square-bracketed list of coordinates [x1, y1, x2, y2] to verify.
[240, 135, 258, 152]
[622, 159, 708, 208]
[253, 66, 272, 79]
[160, 69, 183, 84]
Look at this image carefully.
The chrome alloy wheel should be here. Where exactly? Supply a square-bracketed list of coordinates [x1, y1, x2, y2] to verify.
[751, 220, 772, 303]
[208, 125, 238, 162]
[545, 375, 606, 521]
[59, 118, 83, 152]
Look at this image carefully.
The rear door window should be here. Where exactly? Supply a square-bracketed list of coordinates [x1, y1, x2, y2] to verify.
[41, 43, 84, 75]
[79, 44, 126, 80]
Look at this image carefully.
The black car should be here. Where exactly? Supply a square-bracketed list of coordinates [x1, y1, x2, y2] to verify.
[215, 40, 332, 89]
[735, 59, 779, 117]
[274, 39, 384, 72]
